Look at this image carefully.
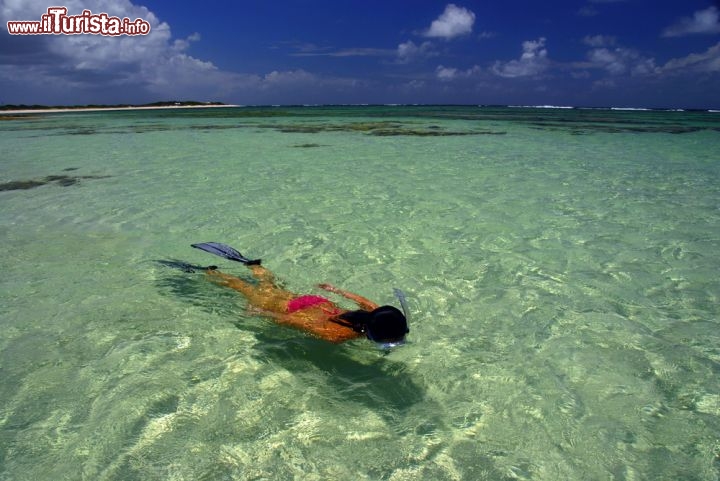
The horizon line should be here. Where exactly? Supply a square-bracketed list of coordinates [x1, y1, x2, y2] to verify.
[2, 102, 719, 115]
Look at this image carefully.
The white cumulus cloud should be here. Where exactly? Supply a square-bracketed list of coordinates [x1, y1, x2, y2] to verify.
[0, 0, 236, 100]
[424, 4, 475, 39]
[583, 35, 616, 47]
[435, 64, 482, 81]
[436, 65, 459, 81]
[263, 69, 316, 86]
[0, 0, 366, 104]
[396, 40, 436, 63]
[663, 6, 720, 37]
[586, 47, 659, 76]
[662, 42, 720, 73]
[492, 38, 549, 78]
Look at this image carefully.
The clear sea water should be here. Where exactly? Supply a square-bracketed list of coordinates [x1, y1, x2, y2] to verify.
[1, 106, 719, 481]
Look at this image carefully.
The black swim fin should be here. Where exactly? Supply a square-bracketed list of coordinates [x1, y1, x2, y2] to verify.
[191, 242, 262, 265]
[155, 259, 217, 273]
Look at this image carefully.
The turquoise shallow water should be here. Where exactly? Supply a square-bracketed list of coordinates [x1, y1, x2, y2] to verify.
[1, 106, 719, 480]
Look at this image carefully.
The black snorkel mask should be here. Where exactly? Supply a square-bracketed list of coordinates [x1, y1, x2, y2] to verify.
[368, 288, 411, 350]
[336, 288, 411, 349]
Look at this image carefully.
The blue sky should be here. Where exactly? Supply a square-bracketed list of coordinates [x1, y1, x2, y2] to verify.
[2, 0, 720, 108]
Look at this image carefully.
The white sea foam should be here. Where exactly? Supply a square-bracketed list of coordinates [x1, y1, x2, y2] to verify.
[508, 104, 574, 109]
[611, 107, 651, 111]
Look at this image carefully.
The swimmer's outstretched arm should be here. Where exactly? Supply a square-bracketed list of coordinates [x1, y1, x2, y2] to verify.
[318, 283, 379, 311]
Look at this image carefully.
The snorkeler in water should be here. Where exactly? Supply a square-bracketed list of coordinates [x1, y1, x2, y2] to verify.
[190, 242, 410, 346]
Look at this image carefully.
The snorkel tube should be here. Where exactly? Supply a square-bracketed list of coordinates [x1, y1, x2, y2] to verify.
[393, 288, 411, 325]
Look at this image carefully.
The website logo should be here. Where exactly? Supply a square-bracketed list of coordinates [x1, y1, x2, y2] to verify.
[7, 6, 151, 36]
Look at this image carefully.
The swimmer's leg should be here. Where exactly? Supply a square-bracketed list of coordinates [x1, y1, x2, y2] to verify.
[206, 268, 291, 312]
[249, 264, 277, 286]
[206, 268, 256, 297]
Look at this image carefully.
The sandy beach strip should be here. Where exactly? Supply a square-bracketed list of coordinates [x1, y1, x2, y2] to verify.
[1, 104, 240, 115]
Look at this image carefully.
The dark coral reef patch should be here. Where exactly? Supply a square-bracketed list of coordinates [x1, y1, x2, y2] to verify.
[0, 173, 111, 192]
[259, 121, 503, 136]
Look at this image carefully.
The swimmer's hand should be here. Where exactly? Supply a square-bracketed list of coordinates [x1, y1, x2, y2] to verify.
[318, 283, 378, 311]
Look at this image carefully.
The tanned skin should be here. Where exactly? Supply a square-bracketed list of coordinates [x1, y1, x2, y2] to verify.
[207, 265, 379, 343]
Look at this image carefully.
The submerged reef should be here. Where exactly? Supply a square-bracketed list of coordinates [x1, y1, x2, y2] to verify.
[530, 123, 719, 135]
[0, 173, 111, 191]
[259, 121, 505, 136]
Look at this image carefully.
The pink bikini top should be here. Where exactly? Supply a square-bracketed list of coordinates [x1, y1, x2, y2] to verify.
[286, 295, 335, 313]
[286, 295, 362, 333]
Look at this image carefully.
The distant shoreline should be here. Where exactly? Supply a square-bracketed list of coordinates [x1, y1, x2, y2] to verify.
[2, 104, 718, 116]
[1, 103, 239, 115]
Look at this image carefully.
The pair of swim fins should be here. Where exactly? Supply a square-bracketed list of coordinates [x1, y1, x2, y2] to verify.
[191, 242, 262, 266]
